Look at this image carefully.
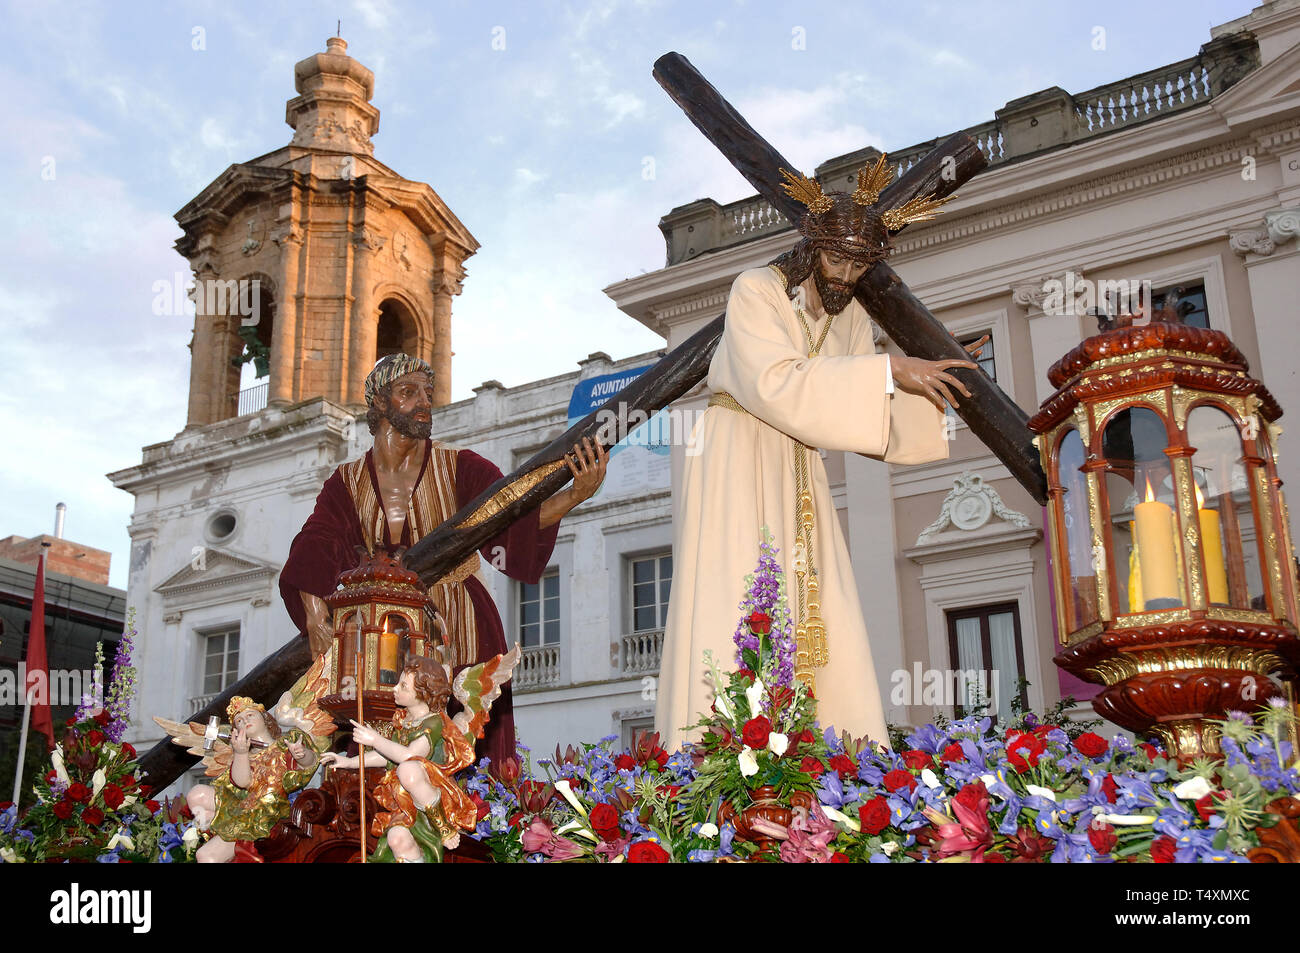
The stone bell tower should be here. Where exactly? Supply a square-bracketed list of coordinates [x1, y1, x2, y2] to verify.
[175, 36, 478, 426]
[110, 38, 479, 768]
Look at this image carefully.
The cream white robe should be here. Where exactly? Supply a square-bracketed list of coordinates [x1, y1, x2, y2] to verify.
[656, 266, 949, 748]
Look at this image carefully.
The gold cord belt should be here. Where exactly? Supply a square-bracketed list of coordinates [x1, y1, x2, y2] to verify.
[707, 298, 833, 690]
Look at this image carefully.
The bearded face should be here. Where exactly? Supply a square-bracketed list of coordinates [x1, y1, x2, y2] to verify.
[813, 246, 872, 316]
[384, 401, 433, 440]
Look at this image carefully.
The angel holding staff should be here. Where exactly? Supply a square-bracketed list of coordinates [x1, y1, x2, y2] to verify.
[322, 647, 519, 863]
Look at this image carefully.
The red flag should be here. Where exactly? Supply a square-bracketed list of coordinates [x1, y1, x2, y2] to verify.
[25, 553, 54, 750]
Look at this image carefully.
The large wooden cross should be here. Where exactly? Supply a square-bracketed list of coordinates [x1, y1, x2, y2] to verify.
[137, 54, 1045, 789]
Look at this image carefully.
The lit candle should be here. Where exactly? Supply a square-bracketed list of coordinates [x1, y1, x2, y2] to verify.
[1196, 483, 1230, 605]
[1134, 477, 1180, 609]
[378, 617, 399, 685]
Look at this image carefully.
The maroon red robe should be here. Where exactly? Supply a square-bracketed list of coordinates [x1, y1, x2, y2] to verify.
[280, 441, 558, 769]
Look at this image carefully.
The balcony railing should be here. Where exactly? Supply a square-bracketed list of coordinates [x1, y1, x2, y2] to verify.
[621, 629, 664, 676]
[658, 34, 1258, 266]
[237, 381, 269, 416]
[188, 692, 219, 716]
[514, 644, 561, 692]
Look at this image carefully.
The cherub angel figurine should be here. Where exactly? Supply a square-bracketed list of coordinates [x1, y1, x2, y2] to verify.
[322, 646, 519, 863]
[155, 652, 336, 863]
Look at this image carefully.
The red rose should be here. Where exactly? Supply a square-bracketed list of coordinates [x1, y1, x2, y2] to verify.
[145, 800, 161, 814]
[86, 730, 106, 747]
[1101, 773, 1119, 803]
[101, 784, 125, 810]
[1151, 836, 1177, 863]
[1005, 731, 1045, 774]
[1138, 743, 1160, 761]
[470, 793, 491, 822]
[94, 711, 111, 727]
[1088, 822, 1117, 855]
[859, 796, 892, 835]
[614, 754, 637, 771]
[828, 754, 857, 780]
[736, 668, 756, 681]
[120, 775, 137, 790]
[797, 730, 816, 746]
[1032, 724, 1059, 739]
[902, 749, 932, 771]
[137, 784, 152, 798]
[627, 841, 671, 863]
[940, 742, 966, 764]
[799, 756, 825, 778]
[954, 781, 989, 815]
[53, 800, 74, 821]
[120, 743, 136, 759]
[830, 852, 850, 863]
[66, 782, 91, 803]
[45, 769, 57, 783]
[589, 802, 622, 842]
[1074, 732, 1108, 759]
[508, 812, 529, 829]
[65, 717, 77, 727]
[82, 806, 105, 827]
[648, 747, 669, 770]
[883, 769, 916, 794]
[741, 716, 772, 750]
[747, 611, 772, 635]
[0, 801, 10, 811]
[1195, 792, 1225, 823]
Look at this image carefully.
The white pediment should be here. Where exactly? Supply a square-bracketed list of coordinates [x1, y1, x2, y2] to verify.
[154, 548, 279, 603]
[1211, 41, 1300, 127]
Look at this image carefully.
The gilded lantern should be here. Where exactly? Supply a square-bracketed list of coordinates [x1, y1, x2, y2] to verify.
[318, 550, 441, 721]
[1029, 307, 1300, 760]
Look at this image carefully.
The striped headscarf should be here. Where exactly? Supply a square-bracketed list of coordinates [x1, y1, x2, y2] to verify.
[365, 353, 434, 407]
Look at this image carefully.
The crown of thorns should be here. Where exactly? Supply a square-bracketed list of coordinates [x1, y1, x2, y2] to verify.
[778, 153, 954, 259]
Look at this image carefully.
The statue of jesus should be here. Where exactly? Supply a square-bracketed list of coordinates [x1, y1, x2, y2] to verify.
[656, 158, 980, 747]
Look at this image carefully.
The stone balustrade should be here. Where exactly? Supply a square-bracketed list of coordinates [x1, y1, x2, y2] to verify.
[658, 33, 1258, 266]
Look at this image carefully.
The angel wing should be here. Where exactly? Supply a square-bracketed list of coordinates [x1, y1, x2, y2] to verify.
[269, 650, 336, 750]
[152, 715, 233, 778]
[451, 645, 521, 743]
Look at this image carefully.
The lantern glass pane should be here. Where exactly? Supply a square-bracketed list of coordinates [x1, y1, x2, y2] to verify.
[1057, 430, 1097, 631]
[1102, 407, 1185, 612]
[1188, 405, 1266, 611]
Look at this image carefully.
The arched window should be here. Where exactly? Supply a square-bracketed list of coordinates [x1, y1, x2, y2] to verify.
[376, 297, 418, 362]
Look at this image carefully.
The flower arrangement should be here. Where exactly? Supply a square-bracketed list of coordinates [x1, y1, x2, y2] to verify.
[452, 538, 1300, 863]
[0, 611, 200, 863]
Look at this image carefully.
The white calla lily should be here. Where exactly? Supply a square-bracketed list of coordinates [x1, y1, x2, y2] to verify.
[553, 779, 588, 818]
[980, 773, 997, 787]
[698, 822, 719, 838]
[820, 804, 861, 832]
[1172, 776, 1213, 800]
[51, 750, 69, 785]
[738, 746, 759, 778]
[1026, 784, 1056, 801]
[745, 679, 765, 716]
[106, 830, 134, 852]
[0, 847, 18, 864]
[1095, 812, 1156, 826]
[714, 693, 732, 719]
[556, 818, 598, 841]
[768, 733, 789, 757]
[921, 768, 942, 789]
[92, 769, 107, 799]
[182, 826, 200, 849]
[882, 842, 899, 856]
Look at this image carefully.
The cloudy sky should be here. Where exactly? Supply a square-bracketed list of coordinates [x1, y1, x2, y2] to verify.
[1, 0, 1253, 588]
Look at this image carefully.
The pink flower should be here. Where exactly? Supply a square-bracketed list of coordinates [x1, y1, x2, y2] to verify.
[778, 807, 838, 864]
[925, 794, 994, 863]
[520, 818, 585, 861]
